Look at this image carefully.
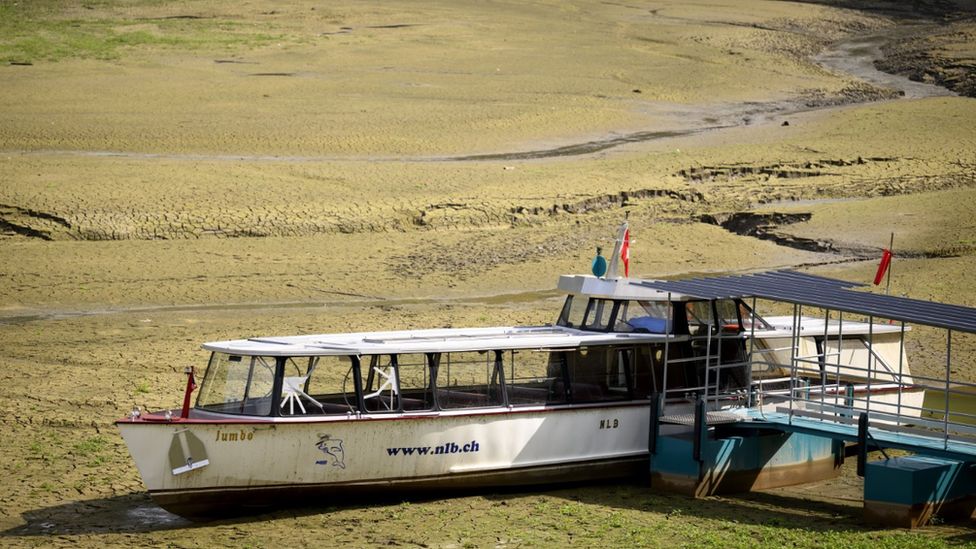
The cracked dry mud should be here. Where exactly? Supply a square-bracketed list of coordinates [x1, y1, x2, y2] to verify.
[1, 0, 976, 547]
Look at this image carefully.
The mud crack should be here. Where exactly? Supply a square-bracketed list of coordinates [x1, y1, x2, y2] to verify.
[698, 212, 841, 254]
[0, 204, 72, 240]
[509, 188, 705, 219]
[676, 157, 896, 184]
[699, 211, 963, 259]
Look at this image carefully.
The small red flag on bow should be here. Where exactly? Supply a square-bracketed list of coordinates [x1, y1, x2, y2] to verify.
[873, 248, 892, 286]
[621, 228, 630, 277]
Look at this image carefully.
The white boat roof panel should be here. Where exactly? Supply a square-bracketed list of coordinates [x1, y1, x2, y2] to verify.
[203, 325, 676, 357]
[557, 275, 691, 301]
[763, 316, 907, 335]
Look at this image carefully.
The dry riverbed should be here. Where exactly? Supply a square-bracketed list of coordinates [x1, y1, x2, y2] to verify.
[1, 0, 975, 546]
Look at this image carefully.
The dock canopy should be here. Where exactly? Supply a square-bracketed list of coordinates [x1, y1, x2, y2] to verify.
[634, 270, 976, 333]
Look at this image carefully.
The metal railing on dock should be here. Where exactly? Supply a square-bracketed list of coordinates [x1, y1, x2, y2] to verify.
[653, 286, 976, 462]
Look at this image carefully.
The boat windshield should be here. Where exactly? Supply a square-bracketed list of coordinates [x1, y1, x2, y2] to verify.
[197, 353, 277, 415]
[556, 296, 616, 331]
[557, 295, 673, 334]
[197, 352, 361, 416]
[556, 295, 588, 328]
[614, 300, 671, 333]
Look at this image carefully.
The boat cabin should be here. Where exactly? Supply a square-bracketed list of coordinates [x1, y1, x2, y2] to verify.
[194, 276, 759, 420]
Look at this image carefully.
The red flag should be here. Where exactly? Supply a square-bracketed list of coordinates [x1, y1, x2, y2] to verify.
[873, 248, 892, 285]
[621, 228, 630, 277]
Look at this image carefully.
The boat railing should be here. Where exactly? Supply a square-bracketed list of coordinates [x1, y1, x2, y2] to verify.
[652, 295, 975, 452]
[756, 308, 974, 451]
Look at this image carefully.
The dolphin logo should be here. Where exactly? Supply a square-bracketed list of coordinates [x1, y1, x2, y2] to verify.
[315, 434, 346, 469]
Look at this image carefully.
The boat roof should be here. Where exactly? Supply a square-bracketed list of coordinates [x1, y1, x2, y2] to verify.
[557, 274, 693, 301]
[637, 270, 976, 334]
[762, 315, 906, 335]
[204, 270, 941, 356]
[202, 325, 674, 357]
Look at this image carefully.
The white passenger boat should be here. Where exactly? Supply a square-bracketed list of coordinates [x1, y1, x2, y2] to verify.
[118, 265, 924, 518]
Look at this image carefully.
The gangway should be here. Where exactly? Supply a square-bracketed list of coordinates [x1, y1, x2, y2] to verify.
[637, 270, 976, 528]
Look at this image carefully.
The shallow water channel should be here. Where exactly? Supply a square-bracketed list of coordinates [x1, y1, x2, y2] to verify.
[814, 24, 955, 101]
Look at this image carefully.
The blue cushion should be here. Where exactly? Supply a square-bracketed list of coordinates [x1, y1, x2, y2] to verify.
[628, 317, 670, 333]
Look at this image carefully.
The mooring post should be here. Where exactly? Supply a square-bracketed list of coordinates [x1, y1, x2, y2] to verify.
[746, 296, 757, 408]
[649, 393, 661, 456]
[945, 330, 952, 450]
[788, 303, 800, 424]
[857, 412, 869, 477]
[693, 397, 706, 464]
[844, 384, 855, 419]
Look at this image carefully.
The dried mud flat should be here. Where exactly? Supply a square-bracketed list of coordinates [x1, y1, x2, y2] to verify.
[1, 0, 976, 547]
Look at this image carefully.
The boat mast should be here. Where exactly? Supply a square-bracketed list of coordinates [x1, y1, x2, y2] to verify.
[605, 219, 629, 279]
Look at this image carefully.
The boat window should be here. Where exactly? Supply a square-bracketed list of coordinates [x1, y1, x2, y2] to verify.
[197, 353, 276, 416]
[436, 351, 504, 409]
[282, 355, 357, 415]
[737, 299, 773, 331]
[397, 353, 434, 411]
[359, 355, 399, 413]
[615, 300, 671, 333]
[503, 349, 568, 406]
[557, 295, 588, 329]
[715, 299, 741, 332]
[685, 300, 714, 336]
[631, 344, 662, 398]
[582, 299, 616, 331]
[564, 346, 631, 402]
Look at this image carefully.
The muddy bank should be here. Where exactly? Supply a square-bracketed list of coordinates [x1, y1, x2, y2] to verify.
[796, 1, 975, 97]
[815, 26, 956, 99]
[698, 210, 959, 259]
[1, 1, 971, 247]
[798, 0, 974, 21]
[697, 212, 834, 254]
[877, 20, 976, 97]
[748, 187, 976, 259]
[818, 0, 976, 97]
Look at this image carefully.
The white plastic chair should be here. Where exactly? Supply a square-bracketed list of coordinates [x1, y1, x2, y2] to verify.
[280, 376, 324, 414]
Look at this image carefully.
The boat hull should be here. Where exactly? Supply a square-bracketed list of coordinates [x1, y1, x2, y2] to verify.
[150, 455, 647, 518]
[118, 403, 651, 518]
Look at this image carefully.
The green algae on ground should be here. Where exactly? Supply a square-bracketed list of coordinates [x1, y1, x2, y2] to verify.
[0, 2, 284, 64]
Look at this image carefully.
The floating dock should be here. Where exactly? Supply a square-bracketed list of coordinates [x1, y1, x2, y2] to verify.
[640, 271, 976, 528]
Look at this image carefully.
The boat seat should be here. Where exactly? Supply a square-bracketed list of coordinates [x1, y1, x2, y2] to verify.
[280, 376, 326, 415]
